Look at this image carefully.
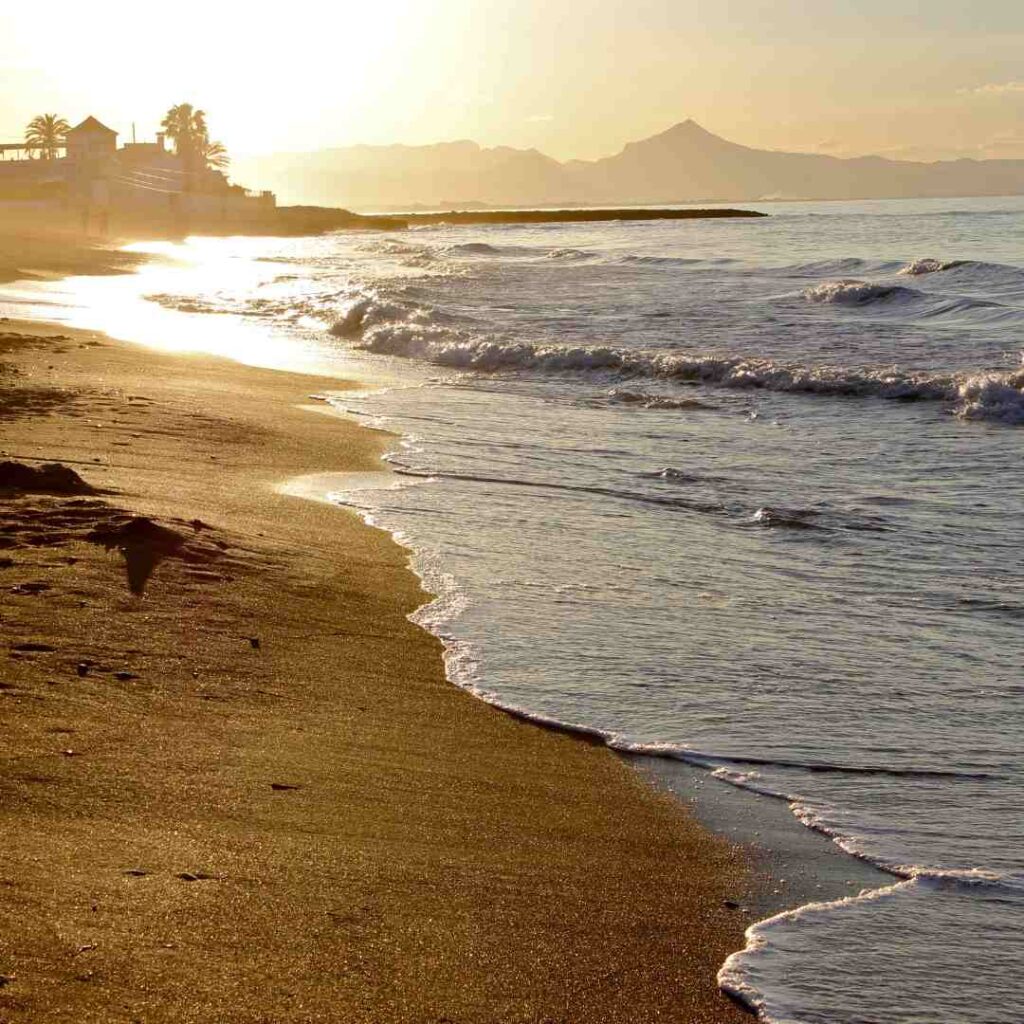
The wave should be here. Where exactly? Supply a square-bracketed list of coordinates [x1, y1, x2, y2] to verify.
[897, 258, 1024, 300]
[779, 257, 902, 278]
[750, 506, 823, 530]
[445, 241, 501, 255]
[796, 277, 1024, 325]
[754, 504, 892, 534]
[339, 483, 1018, 1024]
[387, 465, 728, 516]
[685, 750, 1002, 782]
[953, 597, 1024, 620]
[640, 467, 729, 484]
[544, 247, 600, 262]
[334, 295, 1024, 424]
[605, 387, 718, 411]
[717, 868, 1017, 1024]
[618, 254, 705, 267]
[957, 373, 1024, 424]
[899, 258, 970, 276]
[898, 257, 1024, 281]
[356, 239, 428, 257]
[388, 462, 894, 538]
[401, 599, 1011, 886]
[802, 279, 921, 306]
[803, 282, 1024, 324]
[144, 293, 234, 315]
[384, 568, 1010, 897]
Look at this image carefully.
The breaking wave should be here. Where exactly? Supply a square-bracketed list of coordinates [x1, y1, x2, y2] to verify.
[544, 247, 601, 262]
[900, 258, 970, 276]
[332, 294, 1024, 424]
[803, 280, 921, 306]
[798, 278, 1024, 324]
[957, 374, 1024, 424]
[897, 258, 1024, 298]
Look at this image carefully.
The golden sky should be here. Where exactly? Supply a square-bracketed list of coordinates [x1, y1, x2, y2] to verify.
[2, 0, 1023, 161]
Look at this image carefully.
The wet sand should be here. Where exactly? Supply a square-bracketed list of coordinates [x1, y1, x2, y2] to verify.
[0, 317, 753, 1022]
[0, 231, 145, 286]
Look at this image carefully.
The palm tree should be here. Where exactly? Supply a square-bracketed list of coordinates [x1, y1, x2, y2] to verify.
[161, 103, 228, 171]
[24, 114, 70, 160]
[200, 139, 229, 170]
[161, 103, 206, 163]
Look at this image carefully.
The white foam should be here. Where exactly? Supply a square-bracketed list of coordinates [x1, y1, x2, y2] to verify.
[956, 370, 1024, 425]
[802, 279, 919, 306]
[718, 877, 916, 1022]
[899, 258, 959, 276]
[335, 300, 1024, 424]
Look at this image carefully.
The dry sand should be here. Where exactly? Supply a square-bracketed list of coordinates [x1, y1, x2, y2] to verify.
[0, 314, 754, 1023]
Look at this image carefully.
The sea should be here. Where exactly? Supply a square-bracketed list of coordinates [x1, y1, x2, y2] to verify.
[3, 195, 1022, 1023]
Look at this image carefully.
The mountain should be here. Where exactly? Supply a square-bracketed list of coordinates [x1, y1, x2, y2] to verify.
[234, 140, 572, 210]
[232, 120, 1024, 210]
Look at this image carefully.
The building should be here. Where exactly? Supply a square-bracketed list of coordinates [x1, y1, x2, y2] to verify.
[64, 116, 117, 162]
[0, 114, 275, 228]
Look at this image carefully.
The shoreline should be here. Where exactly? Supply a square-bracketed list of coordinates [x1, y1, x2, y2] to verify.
[0, 302, 757, 1021]
[281, 402, 901, 1020]
[0, 233, 915, 1022]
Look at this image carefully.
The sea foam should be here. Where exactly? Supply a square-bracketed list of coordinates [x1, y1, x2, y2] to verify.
[332, 294, 1024, 424]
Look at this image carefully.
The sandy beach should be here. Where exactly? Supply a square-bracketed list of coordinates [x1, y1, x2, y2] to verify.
[0, 229, 146, 287]
[0, 276, 753, 1022]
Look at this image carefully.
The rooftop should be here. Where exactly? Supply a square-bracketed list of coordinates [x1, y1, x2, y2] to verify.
[68, 116, 117, 137]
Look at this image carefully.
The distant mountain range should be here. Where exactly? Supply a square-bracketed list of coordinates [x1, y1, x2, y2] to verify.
[233, 120, 1024, 210]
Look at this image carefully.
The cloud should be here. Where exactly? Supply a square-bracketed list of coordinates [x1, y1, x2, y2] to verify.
[958, 81, 1024, 97]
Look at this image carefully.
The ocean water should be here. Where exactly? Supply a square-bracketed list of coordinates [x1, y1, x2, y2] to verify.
[4, 196, 1023, 1023]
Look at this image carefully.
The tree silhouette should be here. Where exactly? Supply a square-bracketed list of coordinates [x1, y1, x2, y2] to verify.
[24, 114, 70, 160]
[201, 139, 229, 170]
[161, 104, 228, 172]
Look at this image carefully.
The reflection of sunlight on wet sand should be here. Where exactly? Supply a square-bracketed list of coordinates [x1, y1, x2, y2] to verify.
[0, 238, 375, 382]
[278, 470, 412, 506]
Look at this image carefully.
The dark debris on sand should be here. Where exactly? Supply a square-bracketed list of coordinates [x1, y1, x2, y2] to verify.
[1, 461, 249, 595]
[0, 461, 96, 496]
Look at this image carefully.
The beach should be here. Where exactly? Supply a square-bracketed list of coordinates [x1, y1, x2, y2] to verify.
[3, 199, 1020, 1023]
[0, 293, 753, 1021]
[0, 230, 146, 288]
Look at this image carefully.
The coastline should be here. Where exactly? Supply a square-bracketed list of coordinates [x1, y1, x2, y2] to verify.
[0, 306, 755, 1020]
[0, 231, 147, 286]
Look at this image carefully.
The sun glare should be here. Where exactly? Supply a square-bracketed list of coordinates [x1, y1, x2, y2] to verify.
[1, 0, 434, 155]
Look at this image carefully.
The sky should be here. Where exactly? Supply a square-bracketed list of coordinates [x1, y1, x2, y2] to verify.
[1, 0, 1023, 162]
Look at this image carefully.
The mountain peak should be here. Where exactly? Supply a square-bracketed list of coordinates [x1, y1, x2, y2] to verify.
[616, 119, 730, 159]
[673, 118, 707, 131]
[657, 119, 723, 142]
